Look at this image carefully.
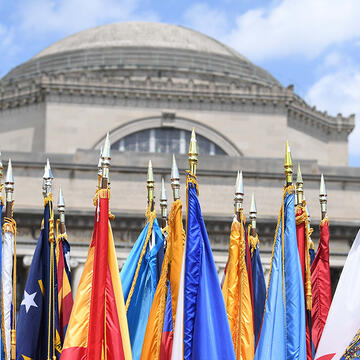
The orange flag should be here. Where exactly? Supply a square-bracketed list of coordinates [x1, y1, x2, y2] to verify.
[141, 199, 184, 359]
[60, 189, 132, 360]
[222, 215, 254, 360]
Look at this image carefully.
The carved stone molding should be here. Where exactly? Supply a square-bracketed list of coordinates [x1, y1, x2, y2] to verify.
[0, 73, 354, 138]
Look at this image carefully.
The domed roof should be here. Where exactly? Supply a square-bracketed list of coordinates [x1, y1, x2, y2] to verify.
[33, 22, 246, 61]
[3, 22, 280, 87]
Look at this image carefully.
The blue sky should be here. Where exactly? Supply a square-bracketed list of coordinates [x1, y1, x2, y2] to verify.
[1, 0, 360, 165]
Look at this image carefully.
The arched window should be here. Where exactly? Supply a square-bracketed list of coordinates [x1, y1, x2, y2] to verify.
[111, 128, 227, 155]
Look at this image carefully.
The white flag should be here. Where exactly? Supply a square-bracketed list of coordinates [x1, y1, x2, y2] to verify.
[2, 230, 14, 360]
[171, 241, 186, 360]
[315, 230, 360, 360]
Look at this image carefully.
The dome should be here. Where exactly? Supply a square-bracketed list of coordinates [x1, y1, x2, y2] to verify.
[33, 22, 246, 60]
[2, 22, 280, 87]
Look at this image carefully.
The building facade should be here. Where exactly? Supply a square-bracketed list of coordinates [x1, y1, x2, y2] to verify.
[0, 22, 358, 298]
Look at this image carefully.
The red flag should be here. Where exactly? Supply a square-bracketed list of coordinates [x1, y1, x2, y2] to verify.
[296, 205, 313, 360]
[311, 218, 331, 351]
[60, 189, 132, 360]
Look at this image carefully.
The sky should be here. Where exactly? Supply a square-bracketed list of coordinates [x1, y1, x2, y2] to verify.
[1, 0, 360, 165]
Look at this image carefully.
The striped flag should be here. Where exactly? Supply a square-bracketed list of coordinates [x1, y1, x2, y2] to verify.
[60, 189, 132, 359]
[56, 232, 73, 342]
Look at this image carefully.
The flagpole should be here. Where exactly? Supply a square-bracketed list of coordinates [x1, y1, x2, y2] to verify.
[43, 160, 57, 360]
[159, 177, 167, 229]
[101, 133, 111, 190]
[4, 160, 16, 360]
[58, 187, 66, 235]
[296, 163, 304, 206]
[249, 192, 257, 237]
[284, 141, 293, 187]
[234, 170, 244, 223]
[171, 154, 180, 201]
[319, 174, 327, 220]
[147, 160, 155, 211]
[188, 129, 198, 177]
[97, 147, 103, 190]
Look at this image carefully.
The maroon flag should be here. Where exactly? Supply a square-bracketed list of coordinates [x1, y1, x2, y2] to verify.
[311, 218, 332, 351]
[296, 205, 313, 360]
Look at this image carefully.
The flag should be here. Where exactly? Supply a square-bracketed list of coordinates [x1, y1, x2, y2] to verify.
[170, 239, 186, 360]
[160, 287, 174, 360]
[309, 240, 316, 266]
[56, 227, 73, 343]
[17, 196, 62, 360]
[222, 216, 254, 359]
[2, 216, 15, 360]
[338, 329, 360, 359]
[311, 217, 331, 352]
[182, 178, 235, 360]
[314, 231, 360, 360]
[248, 225, 266, 347]
[60, 189, 132, 359]
[120, 206, 164, 360]
[141, 199, 184, 360]
[0, 200, 7, 360]
[254, 186, 306, 360]
[295, 203, 314, 360]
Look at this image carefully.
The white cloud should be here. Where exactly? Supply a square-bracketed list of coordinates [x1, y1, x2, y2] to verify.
[15, 0, 159, 37]
[306, 66, 360, 164]
[225, 0, 360, 61]
[183, 3, 229, 40]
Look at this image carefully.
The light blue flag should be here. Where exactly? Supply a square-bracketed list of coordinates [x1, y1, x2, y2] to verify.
[254, 189, 306, 360]
[120, 217, 164, 360]
[183, 181, 235, 360]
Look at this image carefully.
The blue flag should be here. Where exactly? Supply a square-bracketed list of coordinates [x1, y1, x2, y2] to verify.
[254, 189, 306, 360]
[184, 181, 235, 360]
[120, 216, 164, 360]
[16, 200, 61, 360]
[250, 237, 266, 347]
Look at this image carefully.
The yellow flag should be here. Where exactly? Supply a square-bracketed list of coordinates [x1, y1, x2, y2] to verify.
[141, 199, 184, 359]
[222, 215, 254, 360]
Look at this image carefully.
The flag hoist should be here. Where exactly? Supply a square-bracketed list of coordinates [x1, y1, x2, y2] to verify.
[254, 141, 306, 360]
[172, 129, 236, 360]
[120, 160, 164, 360]
[60, 133, 132, 360]
[3, 159, 16, 360]
[141, 156, 185, 359]
[248, 193, 266, 348]
[222, 171, 254, 360]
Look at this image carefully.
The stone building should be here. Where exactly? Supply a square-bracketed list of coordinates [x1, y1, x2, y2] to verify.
[0, 22, 358, 298]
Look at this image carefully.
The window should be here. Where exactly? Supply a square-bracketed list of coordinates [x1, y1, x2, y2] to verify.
[111, 128, 226, 155]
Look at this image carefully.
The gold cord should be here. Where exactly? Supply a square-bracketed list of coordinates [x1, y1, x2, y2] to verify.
[295, 202, 313, 311]
[247, 224, 259, 257]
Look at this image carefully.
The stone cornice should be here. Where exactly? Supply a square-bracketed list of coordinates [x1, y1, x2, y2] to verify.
[0, 72, 354, 137]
